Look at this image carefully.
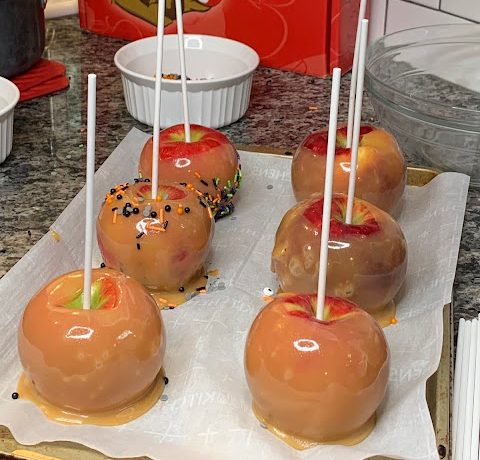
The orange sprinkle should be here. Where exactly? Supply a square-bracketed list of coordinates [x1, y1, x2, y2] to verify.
[106, 197, 113, 205]
[156, 195, 162, 202]
[198, 289, 207, 294]
[156, 297, 168, 304]
[194, 189, 203, 197]
[390, 317, 398, 325]
[194, 172, 201, 179]
[146, 222, 166, 232]
[132, 198, 139, 206]
[50, 230, 61, 242]
[207, 206, 213, 219]
[160, 209, 164, 223]
[187, 183, 194, 190]
[177, 205, 184, 215]
[309, 105, 318, 111]
[263, 295, 273, 303]
[112, 212, 117, 224]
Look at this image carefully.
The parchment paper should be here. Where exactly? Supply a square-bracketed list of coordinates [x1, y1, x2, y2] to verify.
[0, 128, 470, 460]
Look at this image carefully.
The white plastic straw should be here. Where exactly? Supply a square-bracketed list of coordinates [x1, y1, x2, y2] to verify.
[83, 74, 96, 310]
[464, 318, 478, 459]
[174, 0, 191, 143]
[454, 318, 467, 447]
[345, 19, 368, 225]
[151, 0, 166, 201]
[316, 68, 341, 321]
[471, 316, 480, 460]
[346, 0, 368, 148]
[456, 320, 472, 460]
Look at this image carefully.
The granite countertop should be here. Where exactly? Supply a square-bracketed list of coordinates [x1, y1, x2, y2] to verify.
[0, 16, 478, 331]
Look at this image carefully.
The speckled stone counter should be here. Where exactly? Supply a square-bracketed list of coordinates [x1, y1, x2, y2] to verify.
[0, 16, 478, 331]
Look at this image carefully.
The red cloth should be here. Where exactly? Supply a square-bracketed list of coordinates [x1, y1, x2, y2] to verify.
[11, 59, 70, 102]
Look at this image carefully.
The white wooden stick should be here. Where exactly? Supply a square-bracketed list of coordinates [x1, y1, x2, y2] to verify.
[152, 0, 166, 200]
[454, 318, 467, 447]
[174, 0, 191, 143]
[83, 74, 96, 310]
[464, 319, 478, 459]
[471, 316, 480, 460]
[345, 19, 369, 225]
[346, 0, 368, 148]
[456, 320, 472, 460]
[316, 68, 341, 321]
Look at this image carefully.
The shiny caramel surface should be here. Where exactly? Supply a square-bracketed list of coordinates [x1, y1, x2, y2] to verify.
[97, 182, 214, 291]
[272, 194, 407, 316]
[18, 268, 166, 417]
[244, 294, 390, 444]
[291, 127, 406, 214]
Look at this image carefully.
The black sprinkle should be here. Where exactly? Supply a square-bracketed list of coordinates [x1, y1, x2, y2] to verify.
[184, 207, 190, 213]
[123, 210, 131, 217]
[178, 286, 185, 292]
[110, 188, 116, 194]
[164, 376, 169, 385]
[116, 194, 123, 200]
[133, 207, 139, 214]
[11, 392, 18, 400]
[196, 286, 206, 291]
[134, 178, 139, 183]
[111, 207, 118, 212]
[144, 178, 151, 182]
[200, 179, 209, 187]
[164, 205, 171, 212]
[199, 200, 207, 208]
[163, 220, 169, 229]
[136, 232, 145, 239]
[169, 306, 175, 310]
[27, 230, 32, 237]
[100, 262, 106, 268]
[150, 211, 158, 218]
[136, 243, 141, 250]
[125, 202, 132, 208]
[180, 182, 187, 186]
[203, 275, 209, 279]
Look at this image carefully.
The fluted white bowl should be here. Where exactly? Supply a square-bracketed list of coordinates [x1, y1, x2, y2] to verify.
[0, 77, 19, 164]
[114, 34, 259, 129]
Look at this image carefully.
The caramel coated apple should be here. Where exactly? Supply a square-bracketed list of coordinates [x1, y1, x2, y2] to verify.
[97, 181, 214, 291]
[291, 126, 406, 214]
[245, 294, 390, 445]
[139, 124, 241, 219]
[18, 268, 166, 416]
[272, 194, 407, 317]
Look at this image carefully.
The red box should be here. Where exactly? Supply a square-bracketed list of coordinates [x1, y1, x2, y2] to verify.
[79, 0, 363, 76]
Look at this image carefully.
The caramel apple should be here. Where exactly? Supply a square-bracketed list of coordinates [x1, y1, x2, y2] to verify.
[96, 181, 214, 292]
[291, 126, 406, 214]
[245, 294, 390, 446]
[272, 193, 407, 322]
[17, 268, 166, 424]
[139, 124, 241, 219]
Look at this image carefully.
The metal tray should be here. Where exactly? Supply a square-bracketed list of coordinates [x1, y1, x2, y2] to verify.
[0, 151, 452, 460]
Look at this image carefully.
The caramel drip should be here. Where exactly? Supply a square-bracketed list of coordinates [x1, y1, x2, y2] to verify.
[17, 370, 165, 426]
[372, 300, 397, 329]
[151, 270, 209, 310]
[252, 403, 376, 450]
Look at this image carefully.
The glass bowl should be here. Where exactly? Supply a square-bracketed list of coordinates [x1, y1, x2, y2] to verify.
[365, 24, 480, 187]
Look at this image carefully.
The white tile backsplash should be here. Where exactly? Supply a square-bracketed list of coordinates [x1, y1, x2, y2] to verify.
[442, 0, 480, 22]
[386, 0, 472, 35]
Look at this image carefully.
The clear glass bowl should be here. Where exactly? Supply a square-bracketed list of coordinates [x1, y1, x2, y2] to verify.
[365, 24, 480, 187]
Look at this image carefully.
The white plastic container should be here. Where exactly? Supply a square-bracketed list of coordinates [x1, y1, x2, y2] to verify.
[114, 34, 259, 129]
[0, 77, 20, 164]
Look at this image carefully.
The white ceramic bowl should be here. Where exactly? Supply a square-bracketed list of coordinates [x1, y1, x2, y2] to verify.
[114, 34, 259, 129]
[0, 77, 20, 163]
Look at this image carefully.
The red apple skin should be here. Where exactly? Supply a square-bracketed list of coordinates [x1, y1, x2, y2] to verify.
[291, 126, 406, 214]
[138, 124, 240, 207]
[245, 294, 390, 443]
[271, 193, 407, 315]
[18, 268, 166, 414]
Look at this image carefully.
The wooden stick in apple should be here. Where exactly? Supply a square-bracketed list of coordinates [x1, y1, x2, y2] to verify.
[346, 0, 367, 149]
[315, 67, 341, 321]
[83, 73, 96, 310]
[174, 0, 191, 143]
[345, 18, 369, 225]
[152, 0, 166, 201]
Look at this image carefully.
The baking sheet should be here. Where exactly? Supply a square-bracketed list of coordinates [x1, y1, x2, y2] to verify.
[0, 128, 469, 460]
